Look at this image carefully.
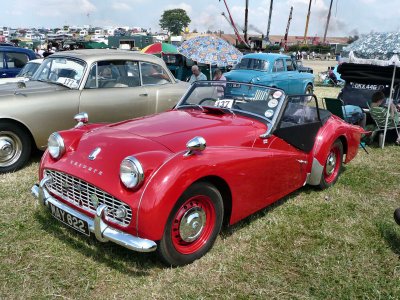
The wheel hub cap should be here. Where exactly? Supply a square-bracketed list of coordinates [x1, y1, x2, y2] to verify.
[0, 132, 22, 167]
[326, 152, 336, 175]
[0, 139, 14, 162]
[179, 207, 206, 242]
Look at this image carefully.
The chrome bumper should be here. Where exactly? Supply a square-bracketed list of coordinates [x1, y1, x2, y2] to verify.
[31, 176, 157, 253]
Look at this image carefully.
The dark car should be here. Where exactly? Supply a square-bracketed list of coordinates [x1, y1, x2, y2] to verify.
[0, 46, 37, 78]
[296, 60, 313, 74]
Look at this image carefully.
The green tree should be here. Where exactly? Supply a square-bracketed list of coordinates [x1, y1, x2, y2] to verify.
[159, 9, 191, 36]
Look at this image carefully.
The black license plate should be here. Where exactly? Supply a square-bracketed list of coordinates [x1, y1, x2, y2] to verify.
[49, 202, 90, 236]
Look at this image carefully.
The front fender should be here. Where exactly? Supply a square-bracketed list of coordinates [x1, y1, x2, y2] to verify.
[136, 147, 269, 241]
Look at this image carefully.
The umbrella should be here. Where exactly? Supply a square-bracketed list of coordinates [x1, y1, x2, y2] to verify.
[177, 35, 242, 78]
[141, 42, 178, 54]
[342, 32, 400, 148]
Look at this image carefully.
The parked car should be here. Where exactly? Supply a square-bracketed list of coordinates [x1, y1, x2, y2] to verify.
[162, 53, 229, 81]
[224, 53, 314, 95]
[0, 49, 189, 173]
[0, 46, 37, 78]
[296, 60, 313, 74]
[32, 81, 363, 266]
[0, 58, 43, 85]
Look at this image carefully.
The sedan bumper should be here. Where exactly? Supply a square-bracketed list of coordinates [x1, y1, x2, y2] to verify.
[31, 177, 157, 252]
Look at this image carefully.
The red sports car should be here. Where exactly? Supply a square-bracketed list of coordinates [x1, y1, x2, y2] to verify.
[32, 81, 364, 266]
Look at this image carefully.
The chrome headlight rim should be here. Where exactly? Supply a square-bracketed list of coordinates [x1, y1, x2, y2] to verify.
[120, 156, 144, 189]
[48, 132, 65, 160]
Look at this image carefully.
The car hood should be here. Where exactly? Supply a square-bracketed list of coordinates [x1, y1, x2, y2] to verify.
[0, 80, 68, 96]
[224, 69, 265, 83]
[108, 109, 259, 153]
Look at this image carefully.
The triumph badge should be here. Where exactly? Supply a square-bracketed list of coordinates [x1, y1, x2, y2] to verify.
[88, 147, 101, 160]
[90, 194, 99, 208]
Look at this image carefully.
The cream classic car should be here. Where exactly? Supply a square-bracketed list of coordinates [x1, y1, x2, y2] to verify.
[0, 49, 189, 173]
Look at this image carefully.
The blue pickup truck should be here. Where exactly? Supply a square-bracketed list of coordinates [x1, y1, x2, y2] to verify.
[224, 53, 314, 95]
[0, 46, 37, 78]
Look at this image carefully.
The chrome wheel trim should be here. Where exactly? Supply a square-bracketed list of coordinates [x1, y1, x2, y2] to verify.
[179, 207, 206, 242]
[0, 131, 22, 167]
[325, 151, 337, 176]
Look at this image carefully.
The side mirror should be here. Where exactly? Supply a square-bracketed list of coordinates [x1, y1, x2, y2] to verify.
[74, 112, 89, 128]
[184, 136, 206, 156]
[17, 81, 26, 89]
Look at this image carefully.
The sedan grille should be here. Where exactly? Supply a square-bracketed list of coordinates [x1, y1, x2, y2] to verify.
[44, 169, 132, 227]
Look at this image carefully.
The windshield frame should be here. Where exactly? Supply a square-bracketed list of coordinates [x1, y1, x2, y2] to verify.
[234, 58, 270, 71]
[175, 81, 287, 136]
[31, 56, 87, 89]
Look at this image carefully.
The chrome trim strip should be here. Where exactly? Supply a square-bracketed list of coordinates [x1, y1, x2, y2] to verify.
[31, 179, 157, 253]
[306, 157, 324, 185]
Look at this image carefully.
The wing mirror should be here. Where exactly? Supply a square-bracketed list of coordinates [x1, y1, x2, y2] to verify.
[17, 81, 26, 89]
[184, 136, 206, 156]
[74, 112, 89, 128]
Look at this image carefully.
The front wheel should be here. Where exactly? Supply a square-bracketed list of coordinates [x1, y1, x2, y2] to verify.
[158, 182, 224, 266]
[0, 122, 32, 173]
[319, 139, 343, 189]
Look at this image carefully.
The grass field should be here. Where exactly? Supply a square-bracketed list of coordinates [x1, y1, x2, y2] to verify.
[1, 60, 399, 299]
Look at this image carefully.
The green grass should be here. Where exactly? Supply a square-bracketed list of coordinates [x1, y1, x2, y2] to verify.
[1, 83, 400, 299]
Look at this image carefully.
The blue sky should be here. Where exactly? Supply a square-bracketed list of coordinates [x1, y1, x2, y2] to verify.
[2, 0, 399, 37]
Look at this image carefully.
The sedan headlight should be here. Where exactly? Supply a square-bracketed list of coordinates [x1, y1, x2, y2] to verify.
[48, 132, 65, 160]
[120, 156, 144, 189]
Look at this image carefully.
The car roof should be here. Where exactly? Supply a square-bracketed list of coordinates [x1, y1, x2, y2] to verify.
[48, 49, 165, 65]
[242, 53, 291, 62]
[0, 46, 36, 55]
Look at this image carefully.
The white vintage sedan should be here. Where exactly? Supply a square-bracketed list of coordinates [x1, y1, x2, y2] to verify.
[0, 49, 189, 173]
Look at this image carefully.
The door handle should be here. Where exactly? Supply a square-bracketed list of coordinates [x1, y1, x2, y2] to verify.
[1, 73, 6, 76]
[139, 93, 148, 97]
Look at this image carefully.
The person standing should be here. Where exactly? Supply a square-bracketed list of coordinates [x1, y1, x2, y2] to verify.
[213, 68, 226, 81]
[189, 65, 207, 83]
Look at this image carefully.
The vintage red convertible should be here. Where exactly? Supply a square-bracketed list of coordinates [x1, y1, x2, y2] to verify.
[32, 81, 363, 266]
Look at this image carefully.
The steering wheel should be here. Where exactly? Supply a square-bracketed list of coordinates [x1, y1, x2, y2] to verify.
[198, 98, 217, 105]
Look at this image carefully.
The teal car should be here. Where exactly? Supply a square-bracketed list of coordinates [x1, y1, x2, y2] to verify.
[224, 53, 314, 95]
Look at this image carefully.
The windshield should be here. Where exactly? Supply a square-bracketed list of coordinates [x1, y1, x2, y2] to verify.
[17, 61, 41, 78]
[176, 81, 286, 124]
[32, 57, 86, 89]
[234, 58, 269, 71]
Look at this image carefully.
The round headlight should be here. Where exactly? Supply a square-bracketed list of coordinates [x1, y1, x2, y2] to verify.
[48, 132, 65, 159]
[120, 156, 144, 189]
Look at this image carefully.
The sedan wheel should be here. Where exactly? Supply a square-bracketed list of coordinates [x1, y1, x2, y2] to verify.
[319, 140, 343, 189]
[158, 182, 223, 266]
[0, 123, 31, 173]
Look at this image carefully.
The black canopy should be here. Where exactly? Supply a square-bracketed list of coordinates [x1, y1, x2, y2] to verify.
[338, 63, 400, 85]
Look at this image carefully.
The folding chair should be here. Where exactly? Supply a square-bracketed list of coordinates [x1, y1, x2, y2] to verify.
[368, 104, 400, 148]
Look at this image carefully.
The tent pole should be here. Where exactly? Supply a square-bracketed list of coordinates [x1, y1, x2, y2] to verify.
[382, 63, 397, 148]
[210, 64, 212, 80]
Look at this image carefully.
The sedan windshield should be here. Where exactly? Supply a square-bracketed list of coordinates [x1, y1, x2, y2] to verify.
[32, 57, 86, 89]
[234, 58, 269, 71]
[176, 81, 285, 125]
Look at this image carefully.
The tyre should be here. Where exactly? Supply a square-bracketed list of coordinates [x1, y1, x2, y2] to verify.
[319, 139, 343, 189]
[304, 84, 313, 95]
[0, 122, 32, 173]
[158, 182, 224, 266]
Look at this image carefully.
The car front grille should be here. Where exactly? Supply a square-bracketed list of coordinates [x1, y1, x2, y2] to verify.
[44, 169, 132, 227]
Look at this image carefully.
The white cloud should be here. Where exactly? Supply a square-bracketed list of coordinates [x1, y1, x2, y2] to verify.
[112, 2, 132, 11]
[165, 2, 193, 14]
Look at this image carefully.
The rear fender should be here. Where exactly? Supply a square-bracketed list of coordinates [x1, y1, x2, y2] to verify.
[306, 119, 362, 185]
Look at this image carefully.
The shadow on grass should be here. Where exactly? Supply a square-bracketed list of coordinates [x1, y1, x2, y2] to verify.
[34, 211, 162, 274]
[376, 220, 400, 256]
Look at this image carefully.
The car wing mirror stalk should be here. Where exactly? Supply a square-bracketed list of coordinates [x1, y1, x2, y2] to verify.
[74, 112, 89, 128]
[184, 136, 206, 156]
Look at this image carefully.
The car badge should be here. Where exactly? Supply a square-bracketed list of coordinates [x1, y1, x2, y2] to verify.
[90, 194, 99, 208]
[88, 147, 101, 160]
